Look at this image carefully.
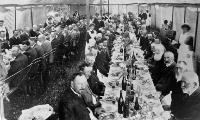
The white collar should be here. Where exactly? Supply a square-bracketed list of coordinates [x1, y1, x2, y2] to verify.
[166, 62, 173, 67]
[71, 87, 81, 97]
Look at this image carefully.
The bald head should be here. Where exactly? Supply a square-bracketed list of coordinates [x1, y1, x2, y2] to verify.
[181, 71, 199, 95]
[38, 34, 45, 42]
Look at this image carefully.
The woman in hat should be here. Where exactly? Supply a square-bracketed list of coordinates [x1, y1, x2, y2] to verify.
[178, 23, 194, 71]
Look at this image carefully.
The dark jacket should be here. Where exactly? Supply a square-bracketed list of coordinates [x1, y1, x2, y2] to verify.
[7, 53, 28, 88]
[149, 56, 166, 85]
[58, 88, 91, 120]
[24, 47, 38, 64]
[29, 29, 39, 37]
[33, 44, 44, 58]
[175, 87, 200, 120]
[53, 33, 65, 62]
[20, 33, 29, 42]
[93, 50, 111, 77]
[9, 36, 22, 48]
[88, 71, 105, 96]
[156, 62, 177, 96]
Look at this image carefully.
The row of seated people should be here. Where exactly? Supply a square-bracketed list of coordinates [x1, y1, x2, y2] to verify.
[5, 18, 88, 95]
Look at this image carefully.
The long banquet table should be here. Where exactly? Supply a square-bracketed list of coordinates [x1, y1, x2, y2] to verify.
[99, 38, 170, 120]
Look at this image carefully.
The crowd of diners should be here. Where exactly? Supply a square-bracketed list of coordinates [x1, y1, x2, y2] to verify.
[0, 12, 88, 96]
[0, 9, 199, 120]
[58, 11, 200, 120]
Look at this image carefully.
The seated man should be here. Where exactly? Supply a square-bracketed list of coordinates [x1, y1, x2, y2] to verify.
[9, 30, 22, 48]
[174, 71, 200, 120]
[79, 61, 105, 97]
[58, 72, 97, 120]
[170, 61, 188, 117]
[149, 43, 166, 85]
[21, 40, 38, 64]
[93, 41, 111, 80]
[156, 51, 176, 96]
[7, 46, 28, 88]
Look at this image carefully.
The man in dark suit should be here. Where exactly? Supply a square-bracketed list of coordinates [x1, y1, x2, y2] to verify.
[7, 46, 28, 88]
[29, 37, 44, 58]
[174, 71, 200, 120]
[21, 40, 38, 95]
[9, 30, 22, 48]
[156, 51, 177, 96]
[53, 26, 65, 62]
[38, 34, 54, 64]
[29, 25, 39, 37]
[58, 72, 97, 120]
[93, 41, 111, 77]
[20, 27, 30, 42]
[21, 40, 38, 64]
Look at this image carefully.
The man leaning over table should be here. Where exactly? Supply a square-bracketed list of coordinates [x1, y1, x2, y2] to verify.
[58, 72, 98, 120]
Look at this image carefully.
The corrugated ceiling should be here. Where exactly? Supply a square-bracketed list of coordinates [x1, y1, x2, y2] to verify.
[0, 0, 199, 6]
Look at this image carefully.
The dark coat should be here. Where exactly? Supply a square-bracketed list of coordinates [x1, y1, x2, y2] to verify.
[88, 71, 105, 96]
[33, 44, 46, 71]
[20, 33, 29, 42]
[139, 36, 150, 52]
[171, 81, 187, 117]
[7, 53, 28, 88]
[149, 56, 166, 85]
[53, 33, 65, 62]
[58, 88, 91, 120]
[175, 87, 200, 120]
[41, 40, 54, 63]
[29, 29, 39, 37]
[93, 50, 111, 77]
[23, 47, 38, 64]
[33, 44, 44, 58]
[156, 62, 177, 96]
[138, 13, 147, 20]
[9, 36, 22, 48]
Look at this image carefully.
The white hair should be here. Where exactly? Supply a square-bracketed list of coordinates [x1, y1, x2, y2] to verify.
[182, 71, 199, 86]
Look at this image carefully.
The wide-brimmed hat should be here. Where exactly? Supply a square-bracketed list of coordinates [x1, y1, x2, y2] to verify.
[181, 23, 191, 30]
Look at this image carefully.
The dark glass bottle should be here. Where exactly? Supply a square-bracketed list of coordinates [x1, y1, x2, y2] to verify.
[118, 90, 124, 114]
[124, 48, 127, 61]
[120, 48, 123, 53]
[132, 65, 136, 80]
[132, 51, 136, 66]
[123, 97, 129, 118]
[134, 97, 140, 111]
[122, 76, 127, 91]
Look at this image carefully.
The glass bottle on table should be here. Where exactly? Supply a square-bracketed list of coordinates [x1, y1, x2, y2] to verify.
[118, 90, 124, 114]
[123, 96, 129, 118]
[134, 95, 141, 111]
[132, 65, 136, 80]
[122, 76, 127, 91]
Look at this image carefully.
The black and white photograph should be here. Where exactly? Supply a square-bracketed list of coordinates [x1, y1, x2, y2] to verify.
[0, 0, 200, 120]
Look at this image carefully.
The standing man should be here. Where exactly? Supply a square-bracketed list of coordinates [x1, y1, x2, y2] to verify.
[0, 20, 9, 40]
